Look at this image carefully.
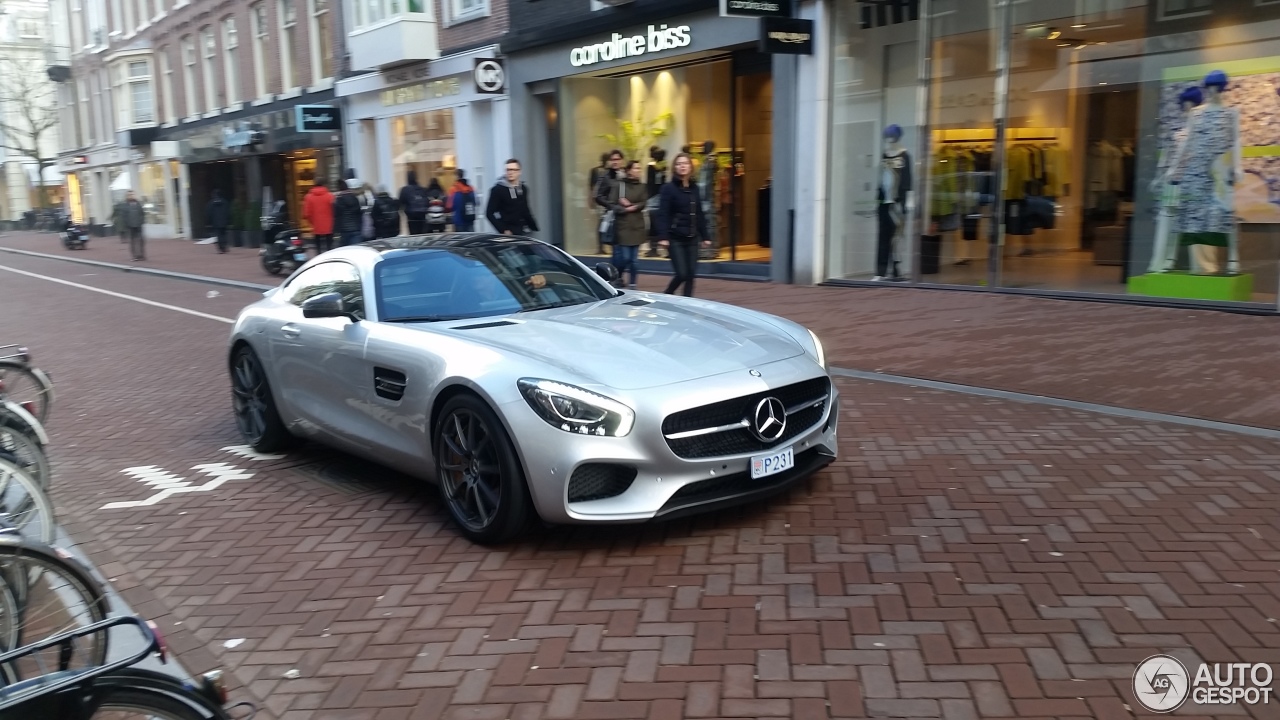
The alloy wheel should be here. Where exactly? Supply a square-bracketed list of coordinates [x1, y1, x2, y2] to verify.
[231, 352, 269, 443]
[438, 409, 503, 532]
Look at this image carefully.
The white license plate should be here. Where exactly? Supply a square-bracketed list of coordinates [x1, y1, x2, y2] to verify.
[293, 252, 307, 262]
[751, 446, 794, 479]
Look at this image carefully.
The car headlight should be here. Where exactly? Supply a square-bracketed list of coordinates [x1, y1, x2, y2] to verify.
[807, 329, 827, 370]
[517, 378, 635, 437]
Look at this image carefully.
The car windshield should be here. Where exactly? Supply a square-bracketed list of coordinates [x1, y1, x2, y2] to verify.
[375, 242, 616, 322]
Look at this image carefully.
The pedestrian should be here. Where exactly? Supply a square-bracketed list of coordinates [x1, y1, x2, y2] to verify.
[398, 170, 429, 235]
[123, 191, 146, 261]
[358, 181, 377, 241]
[205, 189, 231, 254]
[110, 198, 127, 243]
[373, 185, 401, 239]
[425, 178, 448, 233]
[485, 159, 539, 237]
[334, 179, 365, 247]
[594, 149, 624, 253]
[609, 160, 648, 289]
[303, 177, 335, 253]
[448, 170, 477, 232]
[656, 152, 711, 297]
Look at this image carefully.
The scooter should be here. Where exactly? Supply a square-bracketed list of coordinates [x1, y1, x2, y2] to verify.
[60, 217, 89, 250]
[260, 226, 308, 276]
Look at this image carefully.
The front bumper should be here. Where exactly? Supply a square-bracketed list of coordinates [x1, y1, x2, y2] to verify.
[505, 358, 840, 524]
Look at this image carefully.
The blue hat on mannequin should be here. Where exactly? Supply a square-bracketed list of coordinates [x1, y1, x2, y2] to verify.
[884, 124, 903, 142]
[1203, 70, 1229, 90]
[1178, 86, 1204, 107]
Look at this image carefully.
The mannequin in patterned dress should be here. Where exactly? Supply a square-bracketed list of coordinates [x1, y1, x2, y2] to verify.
[1148, 86, 1202, 273]
[1168, 70, 1241, 275]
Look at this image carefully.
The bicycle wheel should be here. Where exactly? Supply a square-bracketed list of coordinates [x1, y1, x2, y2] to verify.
[0, 537, 110, 685]
[0, 429, 48, 491]
[89, 669, 233, 720]
[0, 459, 52, 545]
[0, 363, 51, 426]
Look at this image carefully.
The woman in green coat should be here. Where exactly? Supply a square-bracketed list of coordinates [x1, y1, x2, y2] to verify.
[609, 160, 649, 289]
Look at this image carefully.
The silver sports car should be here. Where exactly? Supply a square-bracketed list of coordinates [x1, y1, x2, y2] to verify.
[228, 235, 838, 543]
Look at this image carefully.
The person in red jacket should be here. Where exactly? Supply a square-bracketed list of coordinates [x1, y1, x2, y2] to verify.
[302, 178, 335, 253]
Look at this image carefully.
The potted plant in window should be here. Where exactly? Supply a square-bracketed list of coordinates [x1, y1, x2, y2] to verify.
[244, 201, 263, 248]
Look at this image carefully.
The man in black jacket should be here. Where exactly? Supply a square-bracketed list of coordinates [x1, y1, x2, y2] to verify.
[206, 189, 231, 254]
[485, 159, 539, 237]
[398, 170, 429, 235]
[593, 149, 623, 253]
[334, 180, 365, 246]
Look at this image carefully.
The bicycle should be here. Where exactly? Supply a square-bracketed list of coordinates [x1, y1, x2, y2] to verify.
[0, 347, 53, 425]
[0, 426, 48, 491]
[0, 615, 254, 719]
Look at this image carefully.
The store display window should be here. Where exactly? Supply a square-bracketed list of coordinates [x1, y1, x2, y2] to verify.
[391, 109, 458, 199]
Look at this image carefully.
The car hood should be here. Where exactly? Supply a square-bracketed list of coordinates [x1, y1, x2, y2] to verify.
[432, 296, 805, 390]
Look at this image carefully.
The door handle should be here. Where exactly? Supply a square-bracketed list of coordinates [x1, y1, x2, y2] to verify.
[281, 323, 301, 339]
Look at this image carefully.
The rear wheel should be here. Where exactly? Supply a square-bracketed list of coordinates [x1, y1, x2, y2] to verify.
[434, 394, 533, 545]
[260, 254, 283, 275]
[0, 427, 49, 490]
[229, 346, 292, 453]
[0, 361, 53, 424]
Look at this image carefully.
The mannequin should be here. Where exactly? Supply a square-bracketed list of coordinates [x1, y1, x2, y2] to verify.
[645, 146, 668, 257]
[699, 140, 718, 259]
[1148, 86, 1203, 273]
[876, 124, 912, 281]
[1168, 70, 1241, 275]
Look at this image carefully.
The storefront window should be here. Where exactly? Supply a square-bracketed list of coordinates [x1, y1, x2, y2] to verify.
[139, 161, 167, 224]
[827, 0, 1280, 306]
[559, 59, 771, 259]
[391, 108, 457, 198]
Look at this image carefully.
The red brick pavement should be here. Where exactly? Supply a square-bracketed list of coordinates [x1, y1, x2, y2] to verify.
[4, 249, 1280, 719]
[4, 230, 1279, 431]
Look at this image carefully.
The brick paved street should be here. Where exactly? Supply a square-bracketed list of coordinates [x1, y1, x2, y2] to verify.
[5, 230, 1279, 430]
[2, 248, 1280, 719]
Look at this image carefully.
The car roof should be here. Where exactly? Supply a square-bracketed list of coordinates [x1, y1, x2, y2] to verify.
[365, 233, 542, 259]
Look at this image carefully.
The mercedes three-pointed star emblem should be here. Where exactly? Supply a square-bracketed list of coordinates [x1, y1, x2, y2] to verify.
[751, 397, 787, 443]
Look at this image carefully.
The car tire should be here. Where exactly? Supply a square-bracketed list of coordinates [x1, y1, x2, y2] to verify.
[229, 345, 294, 453]
[261, 255, 283, 275]
[434, 393, 534, 545]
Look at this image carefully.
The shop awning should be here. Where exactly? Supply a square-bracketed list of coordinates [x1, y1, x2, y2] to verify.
[109, 172, 131, 192]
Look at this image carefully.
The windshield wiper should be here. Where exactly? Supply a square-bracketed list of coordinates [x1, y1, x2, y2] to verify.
[517, 300, 588, 313]
[385, 315, 464, 323]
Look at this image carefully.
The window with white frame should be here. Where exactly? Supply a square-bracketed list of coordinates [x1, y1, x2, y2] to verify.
[309, 0, 332, 84]
[222, 18, 239, 104]
[110, 0, 122, 34]
[450, 0, 486, 21]
[154, 0, 163, 18]
[1159, 0, 1212, 19]
[135, 0, 147, 26]
[20, 20, 42, 38]
[278, 0, 297, 90]
[70, 0, 84, 50]
[128, 60, 153, 125]
[78, 79, 91, 145]
[251, 3, 268, 97]
[181, 35, 198, 116]
[122, 0, 133, 33]
[200, 27, 218, 111]
[159, 48, 175, 122]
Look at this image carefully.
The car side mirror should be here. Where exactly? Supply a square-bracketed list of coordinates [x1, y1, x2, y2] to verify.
[594, 262, 620, 284]
[302, 292, 355, 321]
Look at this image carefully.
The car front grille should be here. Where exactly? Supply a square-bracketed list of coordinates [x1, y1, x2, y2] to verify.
[662, 377, 831, 459]
[567, 463, 638, 503]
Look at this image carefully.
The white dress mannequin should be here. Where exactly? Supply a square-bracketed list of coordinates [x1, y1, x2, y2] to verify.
[1149, 98, 1198, 273]
[1168, 82, 1242, 275]
[876, 132, 913, 281]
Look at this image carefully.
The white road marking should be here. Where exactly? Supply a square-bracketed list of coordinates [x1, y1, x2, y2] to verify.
[222, 445, 286, 461]
[0, 264, 235, 324]
[102, 462, 254, 509]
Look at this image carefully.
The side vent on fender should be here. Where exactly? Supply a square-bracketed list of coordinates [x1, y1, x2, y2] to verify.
[374, 368, 407, 402]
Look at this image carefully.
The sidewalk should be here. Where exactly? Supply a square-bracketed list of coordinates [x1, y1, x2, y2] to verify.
[5, 231, 1279, 430]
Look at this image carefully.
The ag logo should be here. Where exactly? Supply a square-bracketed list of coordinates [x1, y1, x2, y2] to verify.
[1134, 655, 1191, 713]
[474, 58, 505, 94]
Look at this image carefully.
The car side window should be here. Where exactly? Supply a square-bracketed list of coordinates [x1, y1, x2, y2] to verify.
[284, 262, 366, 320]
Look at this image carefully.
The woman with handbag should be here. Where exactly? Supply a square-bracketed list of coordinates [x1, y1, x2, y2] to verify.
[609, 160, 649, 289]
[656, 152, 711, 297]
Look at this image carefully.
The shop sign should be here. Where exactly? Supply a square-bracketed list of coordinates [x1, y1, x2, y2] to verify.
[757, 17, 813, 55]
[569, 24, 692, 68]
[380, 78, 462, 107]
[296, 105, 342, 132]
[474, 58, 506, 94]
[720, 0, 792, 19]
[223, 122, 266, 150]
[384, 62, 431, 87]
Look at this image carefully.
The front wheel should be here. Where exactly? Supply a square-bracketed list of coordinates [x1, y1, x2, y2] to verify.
[229, 346, 293, 453]
[260, 254, 282, 275]
[434, 394, 534, 544]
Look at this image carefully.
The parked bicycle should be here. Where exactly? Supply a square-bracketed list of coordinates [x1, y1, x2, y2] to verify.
[0, 347, 53, 425]
[0, 615, 254, 719]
